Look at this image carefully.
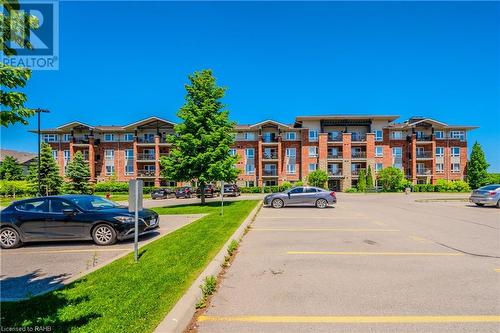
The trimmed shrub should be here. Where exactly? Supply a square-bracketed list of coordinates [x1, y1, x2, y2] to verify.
[345, 188, 358, 193]
[0, 180, 33, 197]
[94, 181, 129, 193]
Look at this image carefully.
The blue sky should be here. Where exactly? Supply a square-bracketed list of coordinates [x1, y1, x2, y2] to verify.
[2, 1, 499, 171]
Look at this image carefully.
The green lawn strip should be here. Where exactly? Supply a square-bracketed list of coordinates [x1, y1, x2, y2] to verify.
[94, 192, 129, 202]
[1, 200, 259, 333]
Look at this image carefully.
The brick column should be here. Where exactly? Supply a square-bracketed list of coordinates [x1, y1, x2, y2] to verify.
[318, 133, 328, 172]
[154, 135, 161, 187]
[342, 133, 352, 191]
[366, 133, 375, 180]
[58, 148, 65, 177]
[300, 129, 309, 182]
[431, 136, 436, 184]
[257, 137, 263, 187]
[277, 136, 283, 184]
[411, 134, 417, 184]
[88, 137, 95, 182]
[69, 141, 74, 160]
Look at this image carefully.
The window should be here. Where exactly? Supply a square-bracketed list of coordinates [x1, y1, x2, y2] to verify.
[286, 164, 296, 174]
[63, 150, 70, 169]
[374, 130, 383, 142]
[124, 149, 134, 175]
[245, 164, 255, 175]
[143, 133, 155, 143]
[43, 134, 58, 142]
[286, 148, 296, 158]
[62, 134, 71, 142]
[105, 149, 115, 176]
[229, 149, 236, 156]
[245, 148, 254, 159]
[15, 199, 49, 213]
[375, 163, 383, 172]
[123, 133, 134, 141]
[289, 187, 304, 194]
[436, 163, 444, 173]
[375, 146, 383, 157]
[308, 163, 317, 171]
[308, 129, 318, 142]
[50, 199, 74, 213]
[305, 187, 319, 193]
[308, 146, 318, 157]
[392, 147, 402, 168]
[391, 131, 403, 140]
[246, 181, 255, 187]
[103, 133, 115, 142]
[52, 150, 58, 160]
[435, 131, 444, 139]
[450, 131, 465, 141]
[105, 150, 114, 159]
[285, 132, 297, 140]
[451, 163, 460, 173]
[435, 147, 444, 157]
[244, 132, 256, 141]
[416, 131, 424, 139]
[451, 147, 460, 156]
[392, 147, 402, 157]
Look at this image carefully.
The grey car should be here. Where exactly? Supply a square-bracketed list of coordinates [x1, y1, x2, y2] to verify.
[264, 186, 337, 209]
[469, 184, 500, 208]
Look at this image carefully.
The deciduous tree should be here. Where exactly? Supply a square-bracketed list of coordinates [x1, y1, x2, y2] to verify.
[307, 170, 328, 188]
[377, 167, 404, 192]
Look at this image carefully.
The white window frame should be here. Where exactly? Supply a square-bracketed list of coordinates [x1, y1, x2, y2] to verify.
[285, 132, 297, 140]
[103, 133, 115, 142]
[286, 164, 296, 174]
[391, 131, 403, 140]
[51, 150, 58, 160]
[245, 164, 255, 175]
[392, 147, 402, 157]
[451, 147, 460, 157]
[62, 134, 71, 142]
[244, 132, 256, 141]
[229, 148, 236, 156]
[375, 146, 383, 157]
[43, 134, 58, 142]
[285, 148, 296, 158]
[104, 149, 114, 160]
[245, 148, 255, 159]
[308, 163, 317, 172]
[435, 147, 444, 157]
[123, 133, 134, 142]
[436, 163, 444, 173]
[374, 130, 383, 142]
[308, 129, 319, 142]
[63, 150, 70, 167]
[434, 131, 444, 139]
[308, 146, 318, 157]
[451, 163, 460, 173]
[450, 131, 465, 141]
[375, 163, 383, 172]
[124, 149, 134, 175]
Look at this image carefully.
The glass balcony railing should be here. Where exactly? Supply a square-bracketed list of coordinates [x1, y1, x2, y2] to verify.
[262, 136, 278, 143]
[263, 170, 278, 176]
[263, 152, 278, 159]
[328, 169, 342, 176]
[416, 151, 432, 158]
[327, 153, 342, 159]
[137, 170, 156, 177]
[351, 151, 367, 158]
[417, 168, 432, 175]
[351, 169, 365, 176]
[137, 153, 156, 160]
[351, 133, 366, 142]
[416, 135, 432, 141]
[328, 133, 342, 142]
[137, 137, 155, 143]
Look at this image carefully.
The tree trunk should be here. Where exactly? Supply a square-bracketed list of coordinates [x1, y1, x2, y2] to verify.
[200, 182, 206, 205]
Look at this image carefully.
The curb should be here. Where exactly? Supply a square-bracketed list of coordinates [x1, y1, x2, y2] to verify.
[153, 201, 263, 333]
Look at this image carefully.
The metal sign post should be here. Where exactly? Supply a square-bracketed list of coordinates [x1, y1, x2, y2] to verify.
[129, 180, 143, 262]
[220, 180, 224, 216]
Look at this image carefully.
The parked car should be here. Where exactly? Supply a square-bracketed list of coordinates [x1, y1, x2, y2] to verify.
[0, 195, 159, 249]
[196, 184, 219, 198]
[151, 188, 175, 200]
[469, 184, 500, 208]
[263, 186, 336, 209]
[175, 186, 194, 198]
[222, 184, 241, 197]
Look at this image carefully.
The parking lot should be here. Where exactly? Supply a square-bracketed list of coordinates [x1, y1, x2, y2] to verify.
[196, 193, 500, 333]
[0, 214, 204, 301]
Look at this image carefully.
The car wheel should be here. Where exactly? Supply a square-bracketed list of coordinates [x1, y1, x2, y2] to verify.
[316, 198, 328, 209]
[0, 227, 22, 249]
[272, 199, 284, 209]
[92, 224, 117, 246]
[475, 203, 485, 207]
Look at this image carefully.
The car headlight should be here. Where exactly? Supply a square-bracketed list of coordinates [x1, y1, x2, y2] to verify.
[114, 216, 135, 223]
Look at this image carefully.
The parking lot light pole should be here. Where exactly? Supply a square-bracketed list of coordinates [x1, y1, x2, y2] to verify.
[35, 109, 50, 196]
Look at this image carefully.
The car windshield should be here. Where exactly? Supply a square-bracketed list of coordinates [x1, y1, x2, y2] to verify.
[67, 196, 120, 210]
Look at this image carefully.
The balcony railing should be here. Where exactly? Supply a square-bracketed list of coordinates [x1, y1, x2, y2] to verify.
[328, 133, 342, 142]
[262, 136, 279, 143]
[159, 152, 170, 158]
[327, 153, 342, 159]
[416, 151, 432, 159]
[352, 151, 367, 158]
[351, 133, 366, 142]
[137, 137, 155, 143]
[137, 170, 156, 177]
[263, 170, 278, 176]
[263, 152, 278, 159]
[328, 169, 342, 176]
[417, 168, 432, 176]
[73, 138, 89, 144]
[137, 153, 155, 160]
[416, 135, 432, 141]
[351, 169, 365, 176]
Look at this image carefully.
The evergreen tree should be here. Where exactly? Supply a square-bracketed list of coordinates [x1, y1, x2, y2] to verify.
[357, 169, 367, 192]
[366, 165, 374, 190]
[0, 156, 24, 180]
[64, 151, 92, 194]
[466, 142, 489, 189]
[27, 143, 63, 196]
[160, 70, 239, 204]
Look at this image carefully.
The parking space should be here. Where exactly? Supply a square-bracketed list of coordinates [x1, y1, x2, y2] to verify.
[0, 214, 204, 301]
[196, 194, 500, 333]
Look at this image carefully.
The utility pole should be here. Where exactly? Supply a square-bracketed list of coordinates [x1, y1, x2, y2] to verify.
[35, 109, 50, 196]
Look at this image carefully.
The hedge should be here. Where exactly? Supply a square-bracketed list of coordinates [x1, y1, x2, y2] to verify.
[0, 180, 34, 197]
[411, 180, 470, 193]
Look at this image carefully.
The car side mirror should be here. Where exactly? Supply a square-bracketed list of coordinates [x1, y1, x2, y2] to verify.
[62, 208, 76, 216]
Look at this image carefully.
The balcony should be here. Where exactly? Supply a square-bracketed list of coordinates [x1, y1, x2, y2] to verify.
[137, 153, 156, 161]
[351, 133, 366, 142]
[416, 151, 433, 159]
[137, 170, 156, 178]
[73, 138, 89, 145]
[263, 151, 278, 160]
[159, 152, 170, 158]
[328, 169, 342, 177]
[263, 170, 278, 177]
[137, 137, 155, 144]
[351, 151, 367, 159]
[327, 133, 342, 142]
[417, 168, 432, 176]
[327, 153, 342, 159]
[262, 136, 279, 144]
[351, 169, 365, 176]
[416, 135, 433, 142]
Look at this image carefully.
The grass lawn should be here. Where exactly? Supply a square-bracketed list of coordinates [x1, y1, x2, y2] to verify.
[94, 192, 130, 202]
[1, 200, 259, 333]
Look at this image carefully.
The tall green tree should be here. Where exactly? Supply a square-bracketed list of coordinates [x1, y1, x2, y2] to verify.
[0, 155, 24, 180]
[366, 165, 374, 190]
[466, 142, 489, 189]
[64, 151, 92, 194]
[160, 70, 239, 204]
[27, 143, 63, 196]
[377, 167, 404, 192]
[307, 170, 328, 188]
[357, 169, 367, 192]
[1, 1, 40, 127]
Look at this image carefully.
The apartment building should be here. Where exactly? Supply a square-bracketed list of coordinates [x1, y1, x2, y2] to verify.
[35, 115, 477, 191]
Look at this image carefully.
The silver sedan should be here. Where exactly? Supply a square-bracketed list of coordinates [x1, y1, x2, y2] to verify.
[263, 186, 337, 209]
[469, 184, 500, 208]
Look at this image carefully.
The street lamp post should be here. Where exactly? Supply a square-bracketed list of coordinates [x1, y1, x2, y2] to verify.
[35, 109, 50, 196]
